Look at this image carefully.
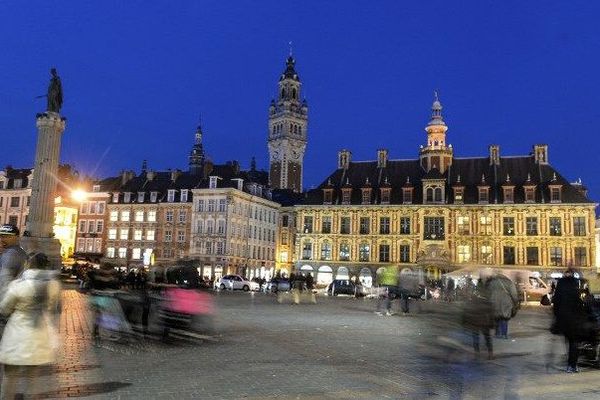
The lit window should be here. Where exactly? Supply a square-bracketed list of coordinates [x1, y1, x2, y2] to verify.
[320, 242, 332, 260]
[120, 229, 129, 240]
[134, 230, 142, 240]
[147, 210, 156, 222]
[135, 211, 144, 222]
[339, 243, 351, 261]
[457, 216, 470, 235]
[457, 245, 471, 263]
[481, 245, 492, 264]
[118, 247, 127, 258]
[146, 229, 155, 241]
[121, 211, 130, 222]
[108, 229, 117, 240]
[106, 247, 115, 258]
[109, 211, 118, 221]
[132, 248, 141, 260]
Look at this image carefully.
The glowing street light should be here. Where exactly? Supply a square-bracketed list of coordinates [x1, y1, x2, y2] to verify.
[71, 189, 87, 202]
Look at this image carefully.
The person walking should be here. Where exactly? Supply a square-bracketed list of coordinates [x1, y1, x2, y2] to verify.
[0, 252, 61, 399]
[0, 224, 27, 300]
[553, 268, 587, 373]
[376, 266, 398, 316]
[487, 274, 519, 339]
[462, 278, 494, 360]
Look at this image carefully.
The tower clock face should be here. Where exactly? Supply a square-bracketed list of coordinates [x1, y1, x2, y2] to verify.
[272, 150, 280, 160]
[291, 150, 300, 160]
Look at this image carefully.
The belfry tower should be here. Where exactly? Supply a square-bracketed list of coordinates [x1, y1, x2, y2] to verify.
[419, 92, 453, 173]
[188, 123, 206, 175]
[267, 55, 308, 192]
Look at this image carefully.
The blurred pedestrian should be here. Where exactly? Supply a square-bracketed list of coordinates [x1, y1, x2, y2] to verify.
[462, 278, 494, 360]
[0, 252, 61, 400]
[553, 268, 587, 373]
[0, 224, 27, 300]
[487, 274, 519, 339]
[376, 265, 398, 316]
[398, 269, 420, 314]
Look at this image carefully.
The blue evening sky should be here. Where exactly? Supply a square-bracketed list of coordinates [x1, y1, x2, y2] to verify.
[1, 1, 599, 205]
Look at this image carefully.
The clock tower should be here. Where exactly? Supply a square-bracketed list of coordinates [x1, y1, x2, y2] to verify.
[268, 55, 308, 192]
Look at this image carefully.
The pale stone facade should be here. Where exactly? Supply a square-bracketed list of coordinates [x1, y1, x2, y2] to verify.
[189, 186, 279, 280]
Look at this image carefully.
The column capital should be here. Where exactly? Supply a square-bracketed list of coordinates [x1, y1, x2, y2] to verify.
[36, 112, 66, 132]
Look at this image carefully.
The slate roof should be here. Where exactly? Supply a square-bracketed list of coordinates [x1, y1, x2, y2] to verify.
[0, 168, 32, 189]
[98, 164, 270, 204]
[301, 155, 594, 206]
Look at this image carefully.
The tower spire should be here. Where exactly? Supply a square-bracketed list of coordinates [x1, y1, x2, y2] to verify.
[429, 91, 446, 126]
[189, 121, 206, 175]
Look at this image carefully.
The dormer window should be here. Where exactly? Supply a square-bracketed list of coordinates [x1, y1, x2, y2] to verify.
[150, 192, 158, 202]
[341, 188, 352, 205]
[453, 187, 464, 204]
[524, 186, 536, 203]
[123, 192, 131, 203]
[381, 188, 391, 204]
[167, 190, 176, 202]
[478, 187, 489, 204]
[361, 188, 372, 205]
[137, 192, 145, 203]
[181, 189, 189, 202]
[424, 185, 444, 204]
[323, 188, 333, 205]
[503, 187, 514, 204]
[92, 185, 100, 192]
[550, 186, 562, 203]
[209, 176, 218, 189]
[112, 193, 119, 203]
[402, 188, 413, 204]
[14, 179, 22, 189]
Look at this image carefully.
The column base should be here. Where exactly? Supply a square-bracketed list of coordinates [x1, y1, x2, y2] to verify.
[20, 236, 62, 269]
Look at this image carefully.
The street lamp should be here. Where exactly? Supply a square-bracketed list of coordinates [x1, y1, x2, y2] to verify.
[71, 189, 87, 202]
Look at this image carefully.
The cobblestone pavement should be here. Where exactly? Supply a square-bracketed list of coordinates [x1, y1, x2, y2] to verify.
[13, 288, 600, 399]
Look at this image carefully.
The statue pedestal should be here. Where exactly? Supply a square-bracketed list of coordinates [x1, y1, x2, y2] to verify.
[20, 236, 62, 269]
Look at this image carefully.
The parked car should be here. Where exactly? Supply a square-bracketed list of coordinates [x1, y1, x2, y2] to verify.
[327, 280, 365, 297]
[264, 278, 291, 293]
[219, 275, 260, 291]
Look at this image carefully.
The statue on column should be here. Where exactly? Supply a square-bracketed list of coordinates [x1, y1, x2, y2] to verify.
[46, 68, 63, 113]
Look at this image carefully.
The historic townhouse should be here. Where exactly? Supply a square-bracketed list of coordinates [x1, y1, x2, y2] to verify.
[189, 175, 278, 281]
[290, 96, 596, 285]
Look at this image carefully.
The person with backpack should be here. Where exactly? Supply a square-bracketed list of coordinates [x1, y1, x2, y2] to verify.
[487, 274, 520, 339]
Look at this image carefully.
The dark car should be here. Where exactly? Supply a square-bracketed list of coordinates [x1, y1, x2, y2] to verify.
[327, 280, 365, 297]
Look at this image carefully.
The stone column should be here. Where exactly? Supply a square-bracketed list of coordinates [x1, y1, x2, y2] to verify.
[21, 111, 65, 267]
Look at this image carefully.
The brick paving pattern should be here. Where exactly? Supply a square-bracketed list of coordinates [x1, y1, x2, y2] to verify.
[3, 288, 600, 399]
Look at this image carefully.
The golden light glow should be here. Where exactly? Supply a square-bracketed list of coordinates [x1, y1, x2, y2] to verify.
[71, 189, 88, 202]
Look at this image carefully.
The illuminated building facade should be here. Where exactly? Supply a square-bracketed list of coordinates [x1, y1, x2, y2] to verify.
[288, 96, 597, 284]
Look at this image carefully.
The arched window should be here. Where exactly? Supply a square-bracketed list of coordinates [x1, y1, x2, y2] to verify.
[359, 242, 370, 262]
[281, 88, 285, 98]
[292, 88, 297, 99]
[320, 241, 332, 260]
[434, 187, 443, 202]
[426, 188, 434, 202]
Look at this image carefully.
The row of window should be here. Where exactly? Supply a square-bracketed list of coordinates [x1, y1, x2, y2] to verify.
[115, 189, 190, 204]
[106, 247, 153, 260]
[108, 228, 185, 242]
[0, 196, 30, 208]
[195, 242, 275, 261]
[108, 210, 187, 223]
[76, 238, 102, 253]
[78, 220, 104, 234]
[299, 241, 589, 267]
[324, 184, 561, 205]
[194, 220, 276, 242]
[301, 241, 410, 263]
[300, 215, 587, 237]
[80, 201, 106, 215]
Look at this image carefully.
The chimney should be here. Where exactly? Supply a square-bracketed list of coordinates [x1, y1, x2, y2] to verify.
[377, 149, 388, 168]
[171, 169, 182, 182]
[533, 144, 548, 164]
[489, 145, 500, 166]
[338, 149, 351, 170]
[121, 170, 135, 186]
[146, 170, 156, 181]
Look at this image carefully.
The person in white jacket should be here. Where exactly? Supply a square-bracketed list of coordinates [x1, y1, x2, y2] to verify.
[0, 252, 61, 400]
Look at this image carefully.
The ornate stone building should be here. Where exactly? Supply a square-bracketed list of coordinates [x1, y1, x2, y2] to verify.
[289, 96, 597, 284]
[268, 56, 308, 193]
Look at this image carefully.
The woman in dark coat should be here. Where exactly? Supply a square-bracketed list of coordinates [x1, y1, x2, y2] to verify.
[553, 269, 586, 372]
